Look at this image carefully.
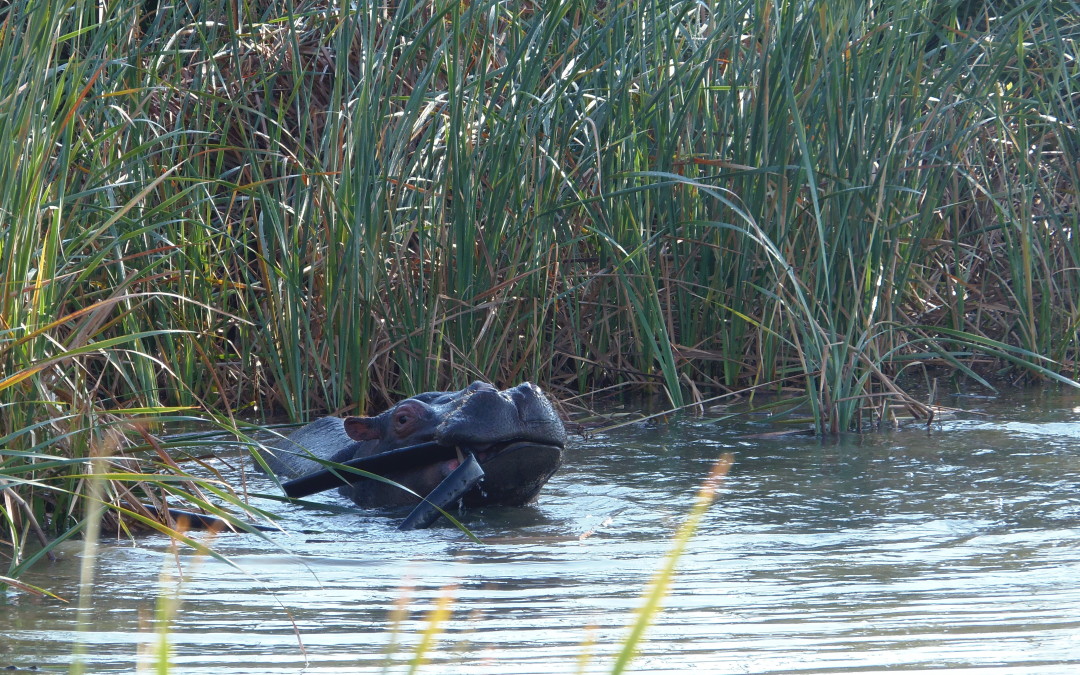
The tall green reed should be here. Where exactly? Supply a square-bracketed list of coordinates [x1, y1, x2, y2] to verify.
[0, 0, 275, 575]
[134, 0, 1079, 422]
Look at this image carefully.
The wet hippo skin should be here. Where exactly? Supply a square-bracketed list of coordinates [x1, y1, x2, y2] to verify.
[257, 382, 566, 509]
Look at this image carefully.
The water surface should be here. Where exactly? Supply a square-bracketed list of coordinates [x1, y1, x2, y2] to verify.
[3, 389, 1080, 673]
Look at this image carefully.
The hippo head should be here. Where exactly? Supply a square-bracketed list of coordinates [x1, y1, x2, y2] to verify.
[339, 382, 566, 508]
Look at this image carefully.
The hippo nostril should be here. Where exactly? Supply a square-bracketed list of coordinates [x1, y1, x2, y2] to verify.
[508, 390, 526, 420]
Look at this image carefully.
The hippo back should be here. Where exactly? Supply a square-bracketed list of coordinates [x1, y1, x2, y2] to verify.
[257, 417, 371, 479]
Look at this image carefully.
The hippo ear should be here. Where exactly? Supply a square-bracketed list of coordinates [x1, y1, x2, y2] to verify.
[343, 416, 381, 441]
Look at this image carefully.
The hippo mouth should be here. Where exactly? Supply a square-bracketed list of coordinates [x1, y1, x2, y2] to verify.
[466, 437, 563, 462]
[455, 439, 564, 506]
[397, 439, 563, 530]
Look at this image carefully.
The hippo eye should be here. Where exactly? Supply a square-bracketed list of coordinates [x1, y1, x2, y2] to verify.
[396, 413, 410, 426]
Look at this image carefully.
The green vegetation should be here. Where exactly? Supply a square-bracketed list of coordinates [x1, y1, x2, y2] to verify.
[2, 0, 1078, 578]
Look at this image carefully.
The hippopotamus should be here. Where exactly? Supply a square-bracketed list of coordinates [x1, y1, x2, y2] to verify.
[257, 382, 566, 519]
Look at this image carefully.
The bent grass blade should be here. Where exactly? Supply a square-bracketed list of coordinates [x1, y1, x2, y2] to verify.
[610, 454, 735, 674]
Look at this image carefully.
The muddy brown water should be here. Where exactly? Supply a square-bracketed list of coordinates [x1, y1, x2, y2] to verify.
[2, 389, 1080, 673]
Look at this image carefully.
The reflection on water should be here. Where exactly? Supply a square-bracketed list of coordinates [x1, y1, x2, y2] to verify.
[3, 389, 1080, 673]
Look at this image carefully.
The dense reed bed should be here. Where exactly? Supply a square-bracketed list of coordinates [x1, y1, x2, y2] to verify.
[2, 0, 1078, 575]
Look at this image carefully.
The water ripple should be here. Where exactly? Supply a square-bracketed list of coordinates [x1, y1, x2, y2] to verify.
[3, 394, 1080, 673]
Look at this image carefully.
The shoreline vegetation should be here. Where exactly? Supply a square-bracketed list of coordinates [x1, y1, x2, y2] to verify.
[1, 0, 1078, 581]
